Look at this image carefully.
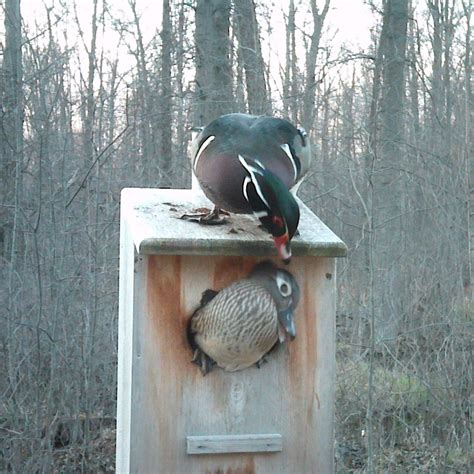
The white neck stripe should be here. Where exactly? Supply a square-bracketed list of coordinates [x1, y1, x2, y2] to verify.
[193, 135, 215, 172]
[242, 176, 251, 202]
[238, 154, 263, 176]
[280, 143, 298, 181]
[238, 155, 270, 209]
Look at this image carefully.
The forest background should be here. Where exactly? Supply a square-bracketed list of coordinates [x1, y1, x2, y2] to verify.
[0, 0, 472, 471]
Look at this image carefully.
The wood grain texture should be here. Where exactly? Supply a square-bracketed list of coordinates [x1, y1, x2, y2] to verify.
[186, 434, 283, 454]
[124, 255, 336, 473]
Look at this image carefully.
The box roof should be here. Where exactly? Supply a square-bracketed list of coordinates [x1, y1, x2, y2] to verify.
[121, 188, 347, 257]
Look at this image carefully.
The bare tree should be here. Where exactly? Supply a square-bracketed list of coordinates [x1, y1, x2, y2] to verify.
[194, 0, 234, 125]
[81, 0, 99, 163]
[1, 3, 24, 439]
[371, 0, 409, 343]
[234, 0, 270, 115]
[174, 0, 193, 188]
[1, 0, 23, 262]
[464, 1, 473, 297]
[282, 0, 298, 122]
[302, 0, 330, 131]
[362, 0, 410, 470]
[160, 0, 173, 186]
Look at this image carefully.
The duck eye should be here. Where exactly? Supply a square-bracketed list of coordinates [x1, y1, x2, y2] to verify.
[278, 281, 291, 297]
[276, 273, 292, 296]
[279, 283, 290, 296]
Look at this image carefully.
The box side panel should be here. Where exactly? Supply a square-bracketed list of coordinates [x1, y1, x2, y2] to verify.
[116, 218, 136, 473]
[128, 255, 336, 473]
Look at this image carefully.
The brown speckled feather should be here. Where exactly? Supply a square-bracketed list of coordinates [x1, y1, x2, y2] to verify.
[187, 261, 300, 375]
[190, 280, 278, 372]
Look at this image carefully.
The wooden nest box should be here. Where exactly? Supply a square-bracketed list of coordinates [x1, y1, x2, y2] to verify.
[117, 188, 346, 473]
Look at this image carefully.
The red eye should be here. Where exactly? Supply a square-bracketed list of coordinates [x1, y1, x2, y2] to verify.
[272, 216, 284, 228]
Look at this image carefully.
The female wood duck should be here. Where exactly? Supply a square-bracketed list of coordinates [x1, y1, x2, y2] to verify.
[187, 261, 300, 375]
[190, 113, 311, 263]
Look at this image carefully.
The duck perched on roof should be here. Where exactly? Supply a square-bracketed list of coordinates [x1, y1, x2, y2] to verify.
[187, 261, 300, 375]
[188, 113, 311, 263]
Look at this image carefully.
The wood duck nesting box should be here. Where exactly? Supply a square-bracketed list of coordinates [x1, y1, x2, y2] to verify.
[116, 188, 346, 473]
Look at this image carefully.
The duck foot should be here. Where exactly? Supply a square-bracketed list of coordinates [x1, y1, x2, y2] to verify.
[192, 348, 217, 375]
[180, 207, 229, 225]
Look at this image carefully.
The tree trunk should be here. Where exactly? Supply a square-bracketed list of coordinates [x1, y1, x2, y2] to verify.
[428, 1, 443, 131]
[194, 0, 234, 126]
[366, 9, 409, 466]
[283, 0, 298, 122]
[0, 0, 23, 261]
[302, 0, 330, 132]
[130, 0, 157, 183]
[234, 0, 270, 115]
[160, 0, 173, 187]
[463, 0, 473, 297]
[371, 0, 409, 344]
[83, 0, 99, 162]
[175, 0, 190, 188]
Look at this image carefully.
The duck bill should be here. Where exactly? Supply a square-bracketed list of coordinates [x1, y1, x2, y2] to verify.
[278, 307, 296, 341]
[273, 233, 291, 264]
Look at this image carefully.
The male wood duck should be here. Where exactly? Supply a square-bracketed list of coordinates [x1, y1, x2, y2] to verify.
[189, 113, 311, 263]
[187, 261, 300, 375]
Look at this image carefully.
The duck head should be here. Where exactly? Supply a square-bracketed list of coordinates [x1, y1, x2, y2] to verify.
[250, 261, 300, 340]
[239, 156, 300, 263]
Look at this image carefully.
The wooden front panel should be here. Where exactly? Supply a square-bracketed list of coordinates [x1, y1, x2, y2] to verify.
[129, 255, 335, 473]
